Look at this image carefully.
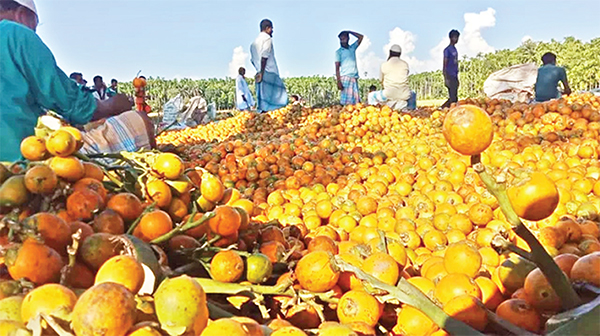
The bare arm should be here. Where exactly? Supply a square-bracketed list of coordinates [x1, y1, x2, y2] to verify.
[335, 62, 343, 90]
[256, 57, 269, 83]
[443, 57, 449, 79]
[349, 31, 364, 46]
[561, 71, 572, 96]
[91, 94, 133, 121]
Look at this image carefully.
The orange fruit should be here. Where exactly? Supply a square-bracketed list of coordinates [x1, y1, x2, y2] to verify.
[46, 129, 77, 157]
[444, 241, 482, 278]
[211, 250, 244, 283]
[442, 105, 493, 156]
[474, 276, 503, 310]
[570, 251, 600, 287]
[201, 173, 225, 203]
[393, 305, 439, 336]
[94, 255, 145, 293]
[362, 252, 400, 286]
[495, 299, 541, 333]
[92, 209, 125, 235]
[146, 179, 173, 209]
[24, 165, 58, 194]
[507, 172, 559, 221]
[152, 153, 184, 180]
[137, 210, 173, 242]
[434, 273, 481, 305]
[67, 189, 104, 222]
[443, 295, 488, 331]
[523, 267, 561, 313]
[106, 193, 143, 222]
[208, 205, 241, 236]
[83, 162, 104, 181]
[49, 156, 85, 182]
[295, 251, 339, 292]
[21, 283, 77, 323]
[20, 136, 48, 161]
[337, 290, 382, 327]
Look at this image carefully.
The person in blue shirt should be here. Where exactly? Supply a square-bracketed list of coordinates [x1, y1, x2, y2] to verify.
[0, 0, 146, 162]
[534, 52, 572, 102]
[442, 29, 460, 108]
[107, 79, 119, 98]
[335, 30, 364, 106]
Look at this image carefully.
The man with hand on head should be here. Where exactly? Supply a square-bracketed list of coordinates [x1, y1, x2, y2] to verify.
[335, 30, 363, 106]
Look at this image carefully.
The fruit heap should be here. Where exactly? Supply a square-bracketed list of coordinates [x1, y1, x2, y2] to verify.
[0, 93, 598, 336]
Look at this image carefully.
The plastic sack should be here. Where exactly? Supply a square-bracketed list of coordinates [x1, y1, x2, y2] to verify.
[483, 63, 538, 102]
[161, 94, 183, 125]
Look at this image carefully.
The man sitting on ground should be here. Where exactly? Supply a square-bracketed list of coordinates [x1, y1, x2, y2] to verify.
[534, 52, 572, 102]
[368, 44, 411, 110]
[0, 0, 154, 162]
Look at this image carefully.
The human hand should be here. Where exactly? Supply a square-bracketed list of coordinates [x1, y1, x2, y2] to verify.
[337, 81, 344, 91]
[255, 72, 263, 83]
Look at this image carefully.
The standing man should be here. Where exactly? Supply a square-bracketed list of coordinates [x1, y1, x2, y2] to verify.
[250, 18, 288, 113]
[235, 67, 255, 111]
[335, 30, 363, 106]
[534, 52, 571, 102]
[92, 75, 109, 100]
[107, 78, 119, 97]
[442, 29, 460, 108]
[368, 44, 411, 110]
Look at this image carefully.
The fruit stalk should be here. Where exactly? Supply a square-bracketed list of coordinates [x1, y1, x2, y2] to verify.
[471, 154, 582, 310]
[150, 211, 215, 244]
[334, 256, 485, 336]
[60, 228, 81, 286]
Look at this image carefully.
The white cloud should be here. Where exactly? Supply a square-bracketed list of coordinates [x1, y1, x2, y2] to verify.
[522, 35, 533, 43]
[355, 7, 497, 76]
[228, 46, 249, 78]
[356, 36, 381, 78]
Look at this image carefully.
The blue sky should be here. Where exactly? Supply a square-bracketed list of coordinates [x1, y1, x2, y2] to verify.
[35, 0, 600, 81]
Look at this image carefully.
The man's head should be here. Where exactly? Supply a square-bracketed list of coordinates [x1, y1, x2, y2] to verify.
[338, 31, 350, 48]
[0, 0, 38, 31]
[238, 67, 246, 76]
[260, 19, 273, 36]
[69, 72, 83, 84]
[542, 52, 557, 65]
[449, 29, 460, 45]
[93, 75, 103, 88]
[388, 44, 402, 59]
[369, 85, 376, 92]
[111, 79, 118, 87]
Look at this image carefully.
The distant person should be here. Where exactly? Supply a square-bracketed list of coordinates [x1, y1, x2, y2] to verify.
[92, 75, 108, 100]
[335, 30, 363, 106]
[250, 18, 288, 113]
[107, 78, 118, 97]
[534, 52, 571, 102]
[367, 85, 377, 105]
[69, 72, 84, 85]
[0, 0, 154, 162]
[235, 67, 255, 111]
[441, 29, 460, 108]
[368, 45, 411, 110]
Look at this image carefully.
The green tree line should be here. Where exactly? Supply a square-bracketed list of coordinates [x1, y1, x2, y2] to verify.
[120, 37, 599, 110]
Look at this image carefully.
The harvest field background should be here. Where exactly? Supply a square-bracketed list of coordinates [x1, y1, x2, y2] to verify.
[120, 37, 600, 111]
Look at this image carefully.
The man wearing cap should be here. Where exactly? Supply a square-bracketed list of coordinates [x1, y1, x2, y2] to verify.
[0, 0, 154, 162]
[368, 44, 412, 111]
[335, 30, 364, 106]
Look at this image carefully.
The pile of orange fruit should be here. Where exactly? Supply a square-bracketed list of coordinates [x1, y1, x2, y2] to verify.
[0, 93, 598, 336]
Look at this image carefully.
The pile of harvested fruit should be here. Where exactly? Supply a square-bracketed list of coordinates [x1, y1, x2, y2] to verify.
[0, 93, 599, 336]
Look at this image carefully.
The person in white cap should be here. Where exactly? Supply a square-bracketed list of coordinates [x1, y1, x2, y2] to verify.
[368, 44, 412, 111]
[0, 0, 154, 162]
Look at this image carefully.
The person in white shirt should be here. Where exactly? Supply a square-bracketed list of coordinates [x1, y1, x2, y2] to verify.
[92, 75, 109, 101]
[235, 67, 255, 111]
[250, 19, 288, 113]
[368, 44, 411, 110]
